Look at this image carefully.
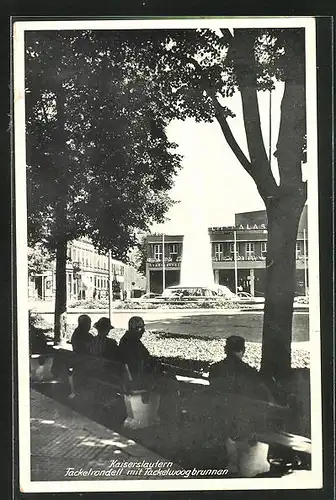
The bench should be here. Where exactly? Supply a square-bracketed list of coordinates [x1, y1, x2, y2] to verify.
[257, 430, 311, 455]
[220, 393, 311, 476]
[46, 347, 161, 429]
[174, 378, 311, 476]
[30, 353, 66, 384]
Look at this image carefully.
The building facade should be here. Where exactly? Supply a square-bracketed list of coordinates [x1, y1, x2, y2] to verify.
[145, 207, 309, 296]
[29, 237, 146, 301]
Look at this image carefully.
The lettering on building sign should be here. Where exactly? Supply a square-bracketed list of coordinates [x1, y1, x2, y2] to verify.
[211, 224, 267, 231]
[239, 224, 266, 230]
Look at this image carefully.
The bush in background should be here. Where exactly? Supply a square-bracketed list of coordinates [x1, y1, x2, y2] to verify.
[68, 298, 109, 309]
[68, 298, 243, 311]
[29, 309, 53, 332]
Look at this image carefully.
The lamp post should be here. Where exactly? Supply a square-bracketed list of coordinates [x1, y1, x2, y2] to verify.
[162, 233, 166, 292]
[108, 250, 113, 323]
[269, 88, 272, 167]
[303, 229, 308, 296]
[234, 229, 238, 295]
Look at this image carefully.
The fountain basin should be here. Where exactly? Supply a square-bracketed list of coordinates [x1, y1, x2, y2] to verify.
[161, 285, 235, 301]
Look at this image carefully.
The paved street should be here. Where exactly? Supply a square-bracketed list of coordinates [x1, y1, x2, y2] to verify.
[32, 303, 309, 343]
[30, 389, 180, 482]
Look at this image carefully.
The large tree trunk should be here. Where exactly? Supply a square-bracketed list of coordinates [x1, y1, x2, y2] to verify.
[53, 84, 68, 345]
[260, 190, 306, 380]
[54, 238, 67, 345]
[227, 29, 307, 381]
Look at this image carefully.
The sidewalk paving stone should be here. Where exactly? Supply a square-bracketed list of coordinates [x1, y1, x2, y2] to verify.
[30, 389, 181, 482]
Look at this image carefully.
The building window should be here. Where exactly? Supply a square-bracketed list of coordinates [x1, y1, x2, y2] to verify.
[261, 242, 267, 254]
[169, 243, 178, 262]
[169, 244, 178, 255]
[153, 244, 162, 261]
[296, 241, 301, 258]
[214, 243, 224, 260]
[230, 242, 239, 253]
[246, 242, 255, 257]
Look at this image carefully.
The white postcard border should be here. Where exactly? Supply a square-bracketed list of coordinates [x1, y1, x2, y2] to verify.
[14, 16, 323, 493]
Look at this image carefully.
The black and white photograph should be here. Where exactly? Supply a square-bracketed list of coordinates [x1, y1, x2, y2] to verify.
[13, 16, 323, 493]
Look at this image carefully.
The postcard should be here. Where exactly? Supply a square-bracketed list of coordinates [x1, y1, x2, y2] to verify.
[13, 16, 323, 493]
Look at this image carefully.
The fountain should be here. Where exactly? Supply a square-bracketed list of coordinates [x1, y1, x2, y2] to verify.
[161, 161, 234, 298]
[179, 225, 215, 287]
[162, 210, 235, 299]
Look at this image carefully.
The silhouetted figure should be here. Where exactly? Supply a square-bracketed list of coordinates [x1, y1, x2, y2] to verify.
[71, 315, 94, 354]
[89, 317, 119, 361]
[209, 336, 275, 477]
[119, 316, 180, 420]
[209, 335, 273, 401]
[118, 316, 158, 383]
[29, 325, 50, 354]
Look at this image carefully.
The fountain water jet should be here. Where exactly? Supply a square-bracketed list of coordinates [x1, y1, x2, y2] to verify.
[163, 163, 234, 297]
[179, 225, 215, 287]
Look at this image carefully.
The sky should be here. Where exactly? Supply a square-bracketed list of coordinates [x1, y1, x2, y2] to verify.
[151, 84, 285, 235]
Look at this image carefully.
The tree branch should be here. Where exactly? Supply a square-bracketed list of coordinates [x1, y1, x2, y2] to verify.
[213, 103, 253, 175]
[185, 55, 253, 174]
[40, 98, 49, 124]
[187, 53, 278, 198]
[219, 28, 233, 42]
[230, 29, 279, 198]
[275, 30, 306, 189]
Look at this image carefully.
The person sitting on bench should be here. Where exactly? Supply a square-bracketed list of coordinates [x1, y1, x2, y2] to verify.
[118, 316, 160, 385]
[29, 325, 51, 354]
[209, 335, 274, 401]
[118, 316, 180, 420]
[209, 335, 275, 477]
[70, 315, 94, 354]
[89, 317, 119, 361]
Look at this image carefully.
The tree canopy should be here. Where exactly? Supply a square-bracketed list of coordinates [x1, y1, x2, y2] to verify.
[27, 244, 53, 276]
[25, 30, 182, 260]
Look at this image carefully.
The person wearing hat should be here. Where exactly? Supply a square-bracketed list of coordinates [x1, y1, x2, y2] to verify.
[89, 317, 119, 361]
[209, 336, 278, 477]
[209, 335, 275, 400]
[118, 316, 157, 382]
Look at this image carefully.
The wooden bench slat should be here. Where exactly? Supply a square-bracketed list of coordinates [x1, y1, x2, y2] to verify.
[257, 430, 312, 454]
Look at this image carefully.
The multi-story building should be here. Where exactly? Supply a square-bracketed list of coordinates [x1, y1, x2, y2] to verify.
[29, 237, 146, 301]
[145, 206, 308, 296]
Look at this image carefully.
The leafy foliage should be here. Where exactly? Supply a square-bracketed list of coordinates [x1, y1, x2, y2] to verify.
[25, 30, 182, 260]
[27, 244, 53, 276]
[133, 234, 148, 275]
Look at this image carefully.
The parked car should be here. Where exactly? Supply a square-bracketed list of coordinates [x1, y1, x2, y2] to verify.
[235, 292, 265, 304]
[138, 292, 162, 300]
[294, 295, 309, 305]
